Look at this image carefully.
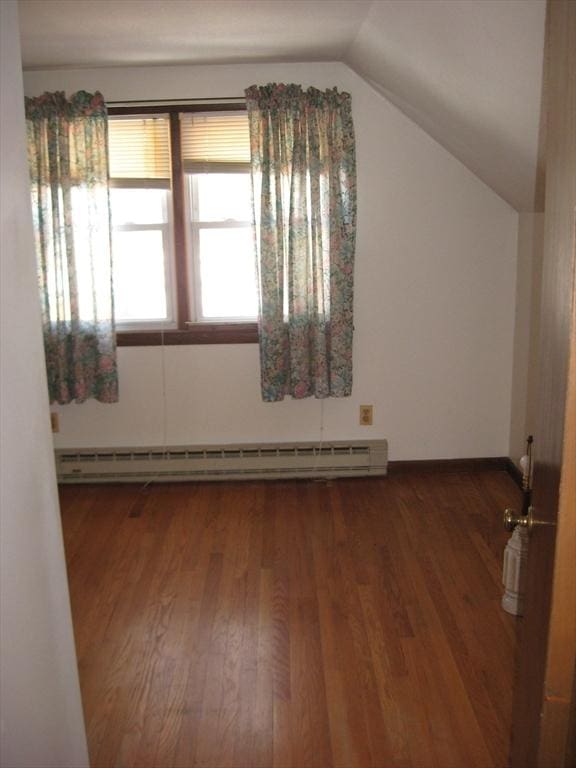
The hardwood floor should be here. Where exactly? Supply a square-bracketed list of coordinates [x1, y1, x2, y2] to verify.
[59, 469, 521, 768]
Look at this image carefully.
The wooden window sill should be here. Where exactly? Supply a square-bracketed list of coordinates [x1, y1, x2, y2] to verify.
[117, 323, 258, 347]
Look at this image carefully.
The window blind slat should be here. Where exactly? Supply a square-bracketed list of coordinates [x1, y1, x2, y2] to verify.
[182, 161, 249, 174]
[108, 116, 171, 180]
[180, 113, 250, 167]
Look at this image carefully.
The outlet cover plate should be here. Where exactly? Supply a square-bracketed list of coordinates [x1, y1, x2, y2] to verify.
[359, 405, 373, 426]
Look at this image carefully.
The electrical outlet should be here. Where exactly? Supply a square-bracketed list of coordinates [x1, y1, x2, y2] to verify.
[50, 412, 59, 433]
[359, 405, 373, 426]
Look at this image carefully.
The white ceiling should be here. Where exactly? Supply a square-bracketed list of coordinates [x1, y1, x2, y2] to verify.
[18, 1, 372, 67]
[18, 0, 546, 212]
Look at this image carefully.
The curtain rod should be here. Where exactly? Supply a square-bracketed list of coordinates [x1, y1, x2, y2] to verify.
[108, 97, 245, 106]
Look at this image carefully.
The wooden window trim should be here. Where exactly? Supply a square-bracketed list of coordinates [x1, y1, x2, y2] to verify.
[108, 104, 245, 116]
[108, 103, 256, 347]
[116, 323, 258, 346]
[168, 111, 190, 330]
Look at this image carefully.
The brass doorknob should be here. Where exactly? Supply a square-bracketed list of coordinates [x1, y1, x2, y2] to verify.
[503, 506, 555, 535]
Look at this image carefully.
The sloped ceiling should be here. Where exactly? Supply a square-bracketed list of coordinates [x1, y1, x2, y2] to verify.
[347, 1, 546, 212]
[18, 0, 546, 212]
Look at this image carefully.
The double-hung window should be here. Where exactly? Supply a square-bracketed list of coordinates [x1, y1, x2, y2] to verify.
[109, 116, 175, 329]
[182, 114, 257, 322]
[107, 106, 258, 345]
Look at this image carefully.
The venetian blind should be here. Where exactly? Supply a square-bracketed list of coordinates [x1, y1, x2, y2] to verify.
[108, 116, 171, 182]
[180, 112, 250, 172]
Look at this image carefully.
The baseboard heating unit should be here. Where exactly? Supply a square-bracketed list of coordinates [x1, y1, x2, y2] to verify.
[55, 440, 388, 484]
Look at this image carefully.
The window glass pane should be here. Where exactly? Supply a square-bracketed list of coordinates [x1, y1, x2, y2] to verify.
[112, 230, 169, 321]
[194, 173, 252, 222]
[110, 188, 167, 226]
[198, 227, 258, 319]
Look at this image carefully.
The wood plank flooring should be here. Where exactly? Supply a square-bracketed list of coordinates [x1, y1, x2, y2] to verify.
[59, 469, 521, 768]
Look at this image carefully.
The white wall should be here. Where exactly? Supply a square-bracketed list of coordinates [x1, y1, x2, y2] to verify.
[509, 212, 545, 465]
[25, 61, 519, 460]
[0, 3, 89, 766]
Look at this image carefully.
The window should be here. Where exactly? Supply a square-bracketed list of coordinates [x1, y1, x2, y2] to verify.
[107, 106, 258, 345]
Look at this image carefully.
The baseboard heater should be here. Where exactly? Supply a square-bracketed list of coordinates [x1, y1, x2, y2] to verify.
[55, 440, 388, 484]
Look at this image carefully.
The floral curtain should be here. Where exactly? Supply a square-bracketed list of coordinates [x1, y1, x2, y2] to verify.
[245, 83, 356, 402]
[25, 90, 118, 404]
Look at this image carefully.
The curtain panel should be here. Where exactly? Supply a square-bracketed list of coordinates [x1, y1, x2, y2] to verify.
[25, 90, 118, 404]
[245, 84, 357, 402]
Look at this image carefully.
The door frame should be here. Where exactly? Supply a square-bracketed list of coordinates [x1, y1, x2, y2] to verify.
[510, 1, 576, 765]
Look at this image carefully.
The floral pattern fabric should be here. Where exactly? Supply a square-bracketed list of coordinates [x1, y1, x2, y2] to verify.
[245, 83, 356, 402]
[25, 90, 118, 404]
